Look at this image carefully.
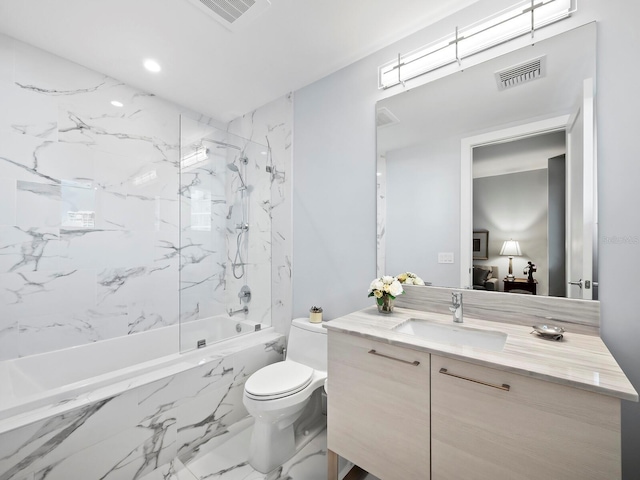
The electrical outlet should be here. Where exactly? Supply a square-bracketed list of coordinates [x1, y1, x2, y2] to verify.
[438, 252, 454, 264]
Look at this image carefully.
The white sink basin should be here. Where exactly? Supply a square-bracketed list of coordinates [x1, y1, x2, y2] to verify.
[393, 318, 507, 352]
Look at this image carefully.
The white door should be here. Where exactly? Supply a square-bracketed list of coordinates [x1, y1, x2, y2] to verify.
[566, 78, 596, 300]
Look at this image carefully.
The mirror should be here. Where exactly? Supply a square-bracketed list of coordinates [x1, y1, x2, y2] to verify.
[376, 23, 597, 298]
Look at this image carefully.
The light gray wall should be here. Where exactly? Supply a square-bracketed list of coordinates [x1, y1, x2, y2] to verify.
[292, 0, 640, 477]
[385, 142, 460, 287]
[473, 170, 548, 294]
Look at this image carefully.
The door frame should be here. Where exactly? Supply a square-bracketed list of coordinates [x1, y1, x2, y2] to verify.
[460, 115, 571, 288]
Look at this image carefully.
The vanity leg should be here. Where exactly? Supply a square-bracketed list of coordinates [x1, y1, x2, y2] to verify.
[328, 449, 339, 480]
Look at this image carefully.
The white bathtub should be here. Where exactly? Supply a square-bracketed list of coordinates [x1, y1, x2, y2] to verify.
[0, 316, 263, 424]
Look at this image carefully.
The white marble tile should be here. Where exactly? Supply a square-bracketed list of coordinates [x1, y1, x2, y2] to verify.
[16, 180, 62, 228]
[0, 177, 16, 226]
[0, 391, 138, 479]
[184, 422, 331, 480]
[12, 38, 109, 97]
[59, 228, 155, 270]
[0, 83, 58, 140]
[0, 268, 96, 320]
[176, 381, 240, 463]
[227, 94, 293, 335]
[0, 320, 19, 361]
[0, 226, 60, 273]
[17, 310, 129, 358]
[32, 414, 177, 480]
[0, 133, 55, 183]
[0, 34, 14, 87]
[139, 458, 198, 480]
[136, 355, 233, 425]
[27, 140, 96, 184]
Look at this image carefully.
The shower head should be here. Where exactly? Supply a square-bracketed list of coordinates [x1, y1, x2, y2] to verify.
[227, 163, 247, 191]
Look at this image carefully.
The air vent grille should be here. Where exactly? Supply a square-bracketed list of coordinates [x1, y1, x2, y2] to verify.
[376, 107, 399, 127]
[495, 56, 546, 91]
[187, 0, 270, 31]
[199, 0, 254, 23]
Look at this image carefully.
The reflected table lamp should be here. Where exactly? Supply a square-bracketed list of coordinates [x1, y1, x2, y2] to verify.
[500, 239, 521, 280]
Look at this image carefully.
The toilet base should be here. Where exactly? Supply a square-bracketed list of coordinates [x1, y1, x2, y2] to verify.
[248, 389, 326, 473]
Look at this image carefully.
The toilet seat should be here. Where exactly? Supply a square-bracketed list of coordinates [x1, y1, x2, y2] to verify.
[245, 362, 313, 400]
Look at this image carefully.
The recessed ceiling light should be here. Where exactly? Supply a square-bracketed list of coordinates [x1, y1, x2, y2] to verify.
[110, 100, 124, 107]
[143, 59, 161, 73]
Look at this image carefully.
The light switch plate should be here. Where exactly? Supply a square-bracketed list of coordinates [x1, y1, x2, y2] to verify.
[438, 252, 454, 264]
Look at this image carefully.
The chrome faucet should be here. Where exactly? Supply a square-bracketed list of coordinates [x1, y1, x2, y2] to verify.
[228, 306, 248, 317]
[450, 292, 463, 323]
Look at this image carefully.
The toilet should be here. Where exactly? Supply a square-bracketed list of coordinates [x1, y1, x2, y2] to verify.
[243, 318, 327, 473]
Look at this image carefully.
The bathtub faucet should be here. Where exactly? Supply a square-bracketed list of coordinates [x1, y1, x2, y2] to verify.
[228, 306, 249, 317]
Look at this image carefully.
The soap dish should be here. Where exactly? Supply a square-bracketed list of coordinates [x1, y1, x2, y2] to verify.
[531, 324, 565, 341]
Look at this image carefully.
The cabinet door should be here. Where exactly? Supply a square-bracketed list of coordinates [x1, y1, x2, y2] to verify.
[431, 355, 621, 480]
[328, 330, 431, 480]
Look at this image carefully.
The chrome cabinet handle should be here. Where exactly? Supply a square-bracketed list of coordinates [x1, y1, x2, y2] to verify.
[439, 368, 510, 391]
[368, 349, 420, 366]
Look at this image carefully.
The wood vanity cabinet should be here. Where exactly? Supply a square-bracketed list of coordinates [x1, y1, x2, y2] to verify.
[430, 355, 621, 480]
[327, 330, 431, 480]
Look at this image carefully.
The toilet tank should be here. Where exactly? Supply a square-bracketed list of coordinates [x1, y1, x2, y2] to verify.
[286, 318, 327, 372]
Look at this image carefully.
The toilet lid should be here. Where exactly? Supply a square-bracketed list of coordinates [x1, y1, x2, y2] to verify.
[245, 362, 313, 398]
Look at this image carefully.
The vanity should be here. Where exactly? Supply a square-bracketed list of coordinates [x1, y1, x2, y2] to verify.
[325, 286, 638, 480]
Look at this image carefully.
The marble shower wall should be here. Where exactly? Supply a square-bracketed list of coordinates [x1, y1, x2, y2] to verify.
[0, 33, 188, 360]
[0, 32, 294, 360]
[228, 95, 293, 335]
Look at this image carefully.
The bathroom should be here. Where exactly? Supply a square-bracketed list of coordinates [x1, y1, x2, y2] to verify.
[1, 0, 639, 479]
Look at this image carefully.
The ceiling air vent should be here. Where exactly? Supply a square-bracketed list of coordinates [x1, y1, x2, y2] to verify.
[376, 107, 400, 128]
[187, 0, 271, 31]
[495, 55, 546, 91]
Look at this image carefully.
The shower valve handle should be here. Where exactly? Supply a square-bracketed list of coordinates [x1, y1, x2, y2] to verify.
[239, 285, 252, 303]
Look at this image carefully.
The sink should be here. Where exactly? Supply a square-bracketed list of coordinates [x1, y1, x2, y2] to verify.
[393, 318, 507, 352]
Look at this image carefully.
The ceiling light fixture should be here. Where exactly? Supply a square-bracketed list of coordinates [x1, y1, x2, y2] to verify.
[378, 0, 576, 89]
[143, 59, 162, 73]
[110, 100, 124, 107]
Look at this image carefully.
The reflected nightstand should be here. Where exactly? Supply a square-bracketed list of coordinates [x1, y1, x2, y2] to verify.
[503, 277, 537, 295]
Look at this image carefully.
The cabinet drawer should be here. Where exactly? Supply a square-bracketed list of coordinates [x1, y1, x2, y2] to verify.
[431, 355, 621, 480]
[328, 330, 431, 480]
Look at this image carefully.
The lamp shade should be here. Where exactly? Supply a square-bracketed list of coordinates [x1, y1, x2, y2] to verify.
[500, 239, 522, 257]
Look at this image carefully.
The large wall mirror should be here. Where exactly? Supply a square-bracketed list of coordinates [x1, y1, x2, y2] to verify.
[376, 23, 597, 299]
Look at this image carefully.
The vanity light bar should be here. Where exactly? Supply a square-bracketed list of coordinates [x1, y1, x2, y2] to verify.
[378, 0, 576, 89]
[180, 146, 209, 169]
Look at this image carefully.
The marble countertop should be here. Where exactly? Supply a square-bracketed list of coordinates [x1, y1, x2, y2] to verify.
[324, 306, 638, 402]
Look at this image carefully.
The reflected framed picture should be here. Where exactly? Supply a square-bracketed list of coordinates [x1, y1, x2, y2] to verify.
[473, 231, 489, 260]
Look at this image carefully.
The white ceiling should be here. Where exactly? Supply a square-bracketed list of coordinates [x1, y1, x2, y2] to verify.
[0, 0, 478, 123]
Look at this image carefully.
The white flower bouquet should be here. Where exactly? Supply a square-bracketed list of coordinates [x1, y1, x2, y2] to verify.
[368, 275, 404, 310]
[396, 272, 426, 285]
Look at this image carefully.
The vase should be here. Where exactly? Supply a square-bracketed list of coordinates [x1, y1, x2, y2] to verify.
[377, 295, 394, 314]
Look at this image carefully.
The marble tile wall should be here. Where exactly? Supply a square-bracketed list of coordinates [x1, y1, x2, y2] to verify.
[0, 333, 286, 480]
[0, 32, 294, 360]
[228, 96, 293, 336]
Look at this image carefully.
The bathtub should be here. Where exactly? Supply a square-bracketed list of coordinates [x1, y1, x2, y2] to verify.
[0, 315, 264, 424]
[0, 318, 285, 480]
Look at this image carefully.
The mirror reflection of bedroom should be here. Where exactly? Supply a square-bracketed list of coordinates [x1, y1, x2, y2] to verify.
[472, 131, 566, 297]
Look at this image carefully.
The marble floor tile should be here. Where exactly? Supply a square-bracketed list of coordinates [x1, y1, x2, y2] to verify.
[142, 419, 382, 480]
[183, 421, 380, 480]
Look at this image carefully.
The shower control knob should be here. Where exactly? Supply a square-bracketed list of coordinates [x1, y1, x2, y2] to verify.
[239, 285, 252, 303]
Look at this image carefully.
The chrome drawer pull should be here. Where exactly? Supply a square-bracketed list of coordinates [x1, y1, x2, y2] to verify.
[439, 368, 510, 391]
[368, 349, 420, 366]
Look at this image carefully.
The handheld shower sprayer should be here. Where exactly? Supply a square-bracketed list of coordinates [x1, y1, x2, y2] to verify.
[227, 163, 247, 191]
